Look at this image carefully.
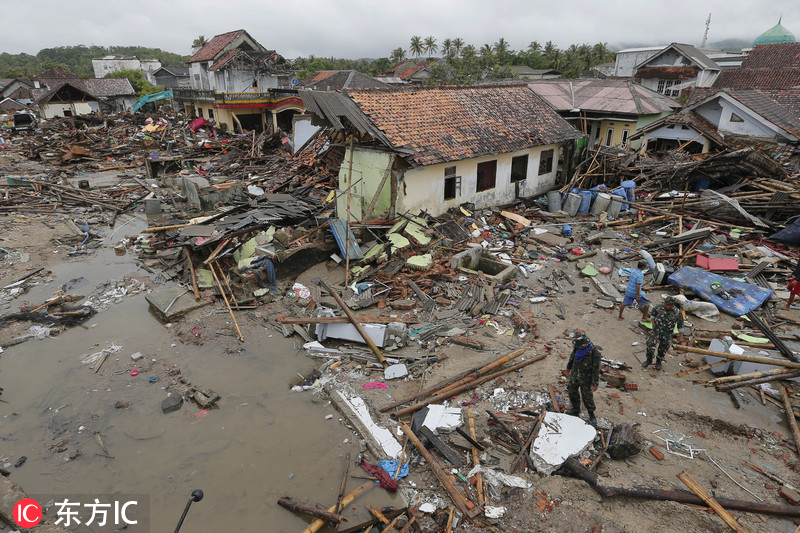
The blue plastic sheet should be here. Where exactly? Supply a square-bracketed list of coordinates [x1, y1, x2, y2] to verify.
[667, 266, 773, 317]
[379, 460, 409, 479]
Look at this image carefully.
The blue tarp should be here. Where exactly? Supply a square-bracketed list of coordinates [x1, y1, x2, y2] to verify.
[330, 218, 364, 261]
[667, 266, 772, 317]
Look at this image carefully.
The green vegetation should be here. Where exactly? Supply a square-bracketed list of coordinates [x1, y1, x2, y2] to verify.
[0, 46, 188, 78]
[293, 37, 616, 84]
[107, 69, 163, 97]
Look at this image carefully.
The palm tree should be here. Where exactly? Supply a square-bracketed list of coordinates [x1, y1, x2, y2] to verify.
[390, 47, 406, 64]
[409, 36, 424, 58]
[441, 38, 454, 59]
[528, 41, 542, 54]
[424, 36, 438, 59]
[192, 35, 208, 48]
[543, 41, 559, 67]
[461, 44, 477, 59]
[493, 38, 510, 58]
[452, 38, 465, 57]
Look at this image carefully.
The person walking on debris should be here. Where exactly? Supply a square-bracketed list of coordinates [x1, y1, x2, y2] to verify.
[786, 261, 800, 309]
[565, 332, 601, 426]
[249, 255, 278, 294]
[642, 296, 684, 371]
[619, 259, 650, 321]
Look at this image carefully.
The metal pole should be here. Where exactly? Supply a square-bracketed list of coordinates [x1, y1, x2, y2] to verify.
[174, 489, 203, 533]
[344, 137, 355, 286]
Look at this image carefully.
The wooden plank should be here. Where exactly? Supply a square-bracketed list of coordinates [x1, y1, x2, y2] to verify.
[677, 471, 748, 532]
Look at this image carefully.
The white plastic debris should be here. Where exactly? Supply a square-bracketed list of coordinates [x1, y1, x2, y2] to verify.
[384, 363, 408, 380]
[484, 506, 507, 518]
[419, 503, 436, 514]
[422, 404, 462, 433]
[130, 352, 144, 361]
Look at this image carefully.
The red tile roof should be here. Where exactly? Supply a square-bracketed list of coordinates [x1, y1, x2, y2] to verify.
[714, 43, 800, 90]
[394, 60, 435, 80]
[188, 30, 244, 63]
[345, 84, 582, 167]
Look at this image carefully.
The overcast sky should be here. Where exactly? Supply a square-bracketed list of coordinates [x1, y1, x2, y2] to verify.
[3, 0, 798, 59]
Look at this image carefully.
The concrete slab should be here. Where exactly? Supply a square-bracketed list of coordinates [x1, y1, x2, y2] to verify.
[145, 286, 210, 321]
[530, 412, 596, 475]
[329, 389, 402, 459]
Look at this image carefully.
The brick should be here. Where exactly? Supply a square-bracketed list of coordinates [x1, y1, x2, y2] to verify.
[649, 447, 664, 461]
[781, 487, 800, 505]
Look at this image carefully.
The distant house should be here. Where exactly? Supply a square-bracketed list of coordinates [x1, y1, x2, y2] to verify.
[0, 97, 27, 112]
[613, 46, 664, 77]
[377, 60, 441, 84]
[714, 42, 800, 90]
[152, 66, 190, 88]
[178, 29, 302, 133]
[0, 78, 36, 105]
[633, 43, 720, 97]
[298, 70, 385, 91]
[508, 66, 562, 79]
[630, 88, 800, 157]
[31, 69, 136, 115]
[527, 79, 680, 149]
[301, 84, 583, 219]
[92, 54, 162, 84]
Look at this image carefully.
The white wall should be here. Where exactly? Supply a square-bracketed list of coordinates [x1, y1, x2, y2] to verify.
[398, 145, 560, 216]
[292, 116, 319, 153]
[716, 101, 780, 138]
[614, 49, 661, 77]
[40, 102, 94, 119]
[92, 58, 141, 79]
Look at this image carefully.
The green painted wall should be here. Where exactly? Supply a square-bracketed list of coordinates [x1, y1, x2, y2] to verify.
[337, 148, 393, 221]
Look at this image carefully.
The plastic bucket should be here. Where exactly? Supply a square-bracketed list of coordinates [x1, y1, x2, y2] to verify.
[607, 194, 625, 220]
[562, 192, 582, 217]
[144, 198, 162, 214]
[621, 180, 636, 203]
[577, 190, 593, 213]
[546, 190, 562, 213]
[590, 192, 611, 216]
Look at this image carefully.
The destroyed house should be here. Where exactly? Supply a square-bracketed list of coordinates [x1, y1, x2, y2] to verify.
[301, 84, 583, 219]
[31, 69, 136, 115]
[31, 82, 105, 119]
[632, 88, 800, 159]
[176, 29, 303, 134]
[633, 43, 720, 97]
[527, 78, 680, 149]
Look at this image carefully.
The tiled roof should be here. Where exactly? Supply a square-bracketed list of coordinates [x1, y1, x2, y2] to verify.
[741, 43, 800, 69]
[187, 30, 245, 63]
[36, 68, 76, 79]
[344, 84, 582, 167]
[32, 82, 104, 105]
[155, 66, 189, 77]
[208, 49, 243, 71]
[299, 70, 385, 90]
[723, 89, 800, 138]
[527, 79, 679, 116]
[0, 98, 26, 111]
[36, 77, 135, 97]
[394, 61, 436, 80]
[715, 70, 800, 89]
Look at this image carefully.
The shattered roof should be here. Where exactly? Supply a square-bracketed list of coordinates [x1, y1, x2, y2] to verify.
[188, 30, 245, 63]
[32, 82, 105, 105]
[299, 70, 385, 91]
[636, 43, 719, 71]
[343, 84, 582, 167]
[37, 77, 135, 97]
[527, 79, 680, 116]
[629, 108, 726, 147]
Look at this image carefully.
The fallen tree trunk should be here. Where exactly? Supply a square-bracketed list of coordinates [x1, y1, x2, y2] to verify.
[559, 457, 800, 517]
[715, 372, 800, 391]
[277, 497, 347, 523]
[674, 346, 800, 370]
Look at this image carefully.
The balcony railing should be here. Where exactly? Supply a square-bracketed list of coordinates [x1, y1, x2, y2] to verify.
[172, 88, 215, 102]
[214, 89, 299, 105]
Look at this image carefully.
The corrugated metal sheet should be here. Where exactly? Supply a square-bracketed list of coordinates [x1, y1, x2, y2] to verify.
[329, 218, 364, 260]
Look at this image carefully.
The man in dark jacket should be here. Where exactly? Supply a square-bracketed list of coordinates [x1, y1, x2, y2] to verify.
[565, 332, 602, 425]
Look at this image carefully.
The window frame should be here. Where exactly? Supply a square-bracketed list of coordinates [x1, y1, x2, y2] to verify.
[476, 160, 498, 192]
[510, 154, 529, 182]
[538, 149, 554, 176]
[443, 165, 461, 200]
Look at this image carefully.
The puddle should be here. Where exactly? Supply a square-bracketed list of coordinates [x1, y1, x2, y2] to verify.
[0, 219, 396, 530]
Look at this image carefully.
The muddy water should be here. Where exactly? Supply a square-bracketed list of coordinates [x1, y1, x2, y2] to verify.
[1, 216, 396, 531]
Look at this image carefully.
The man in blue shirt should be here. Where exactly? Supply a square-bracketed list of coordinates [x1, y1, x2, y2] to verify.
[618, 260, 650, 321]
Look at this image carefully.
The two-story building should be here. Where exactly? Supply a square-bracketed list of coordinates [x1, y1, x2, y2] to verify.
[175, 29, 303, 133]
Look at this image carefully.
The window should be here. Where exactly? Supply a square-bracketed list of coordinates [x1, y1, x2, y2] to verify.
[510, 155, 528, 182]
[207, 109, 214, 120]
[605, 128, 614, 146]
[621, 129, 630, 147]
[443, 166, 461, 200]
[656, 79, 680, 97]
[538, 149, 554, 175]
[730, 113, 744, 123]
[476, 160, 497, 192]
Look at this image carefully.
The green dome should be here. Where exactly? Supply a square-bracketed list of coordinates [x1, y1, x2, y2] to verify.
[753, 18, 796, 46]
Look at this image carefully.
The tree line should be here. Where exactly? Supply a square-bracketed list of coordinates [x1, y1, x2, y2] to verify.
[0, 45, 188, 78]
[294, 37, 616, 83]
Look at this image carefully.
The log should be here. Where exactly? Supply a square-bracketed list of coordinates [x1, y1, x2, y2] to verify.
[302, 482, 374, 533]
[381, 349, 526, 412]
[677, 471, 748, 532]
[674, 346, 800, 370]
[335, 453, 351, 514]
[782, 386, 800, 458]
[315, 277, 387, 367]
[185, 247, 201, 300]
[714, 372, 800, 391]
[209, 261, 244, 342]
[559, 457, 800, 517]
[511, 410, 544, 473]
[277, 497, 347, 523]
[392, 355, 546, 418]
[467, 408, 485, 505]
[400, 423, 481, 519]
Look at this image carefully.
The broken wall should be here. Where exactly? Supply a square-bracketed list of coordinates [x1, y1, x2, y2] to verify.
[336, 147, 394, 221]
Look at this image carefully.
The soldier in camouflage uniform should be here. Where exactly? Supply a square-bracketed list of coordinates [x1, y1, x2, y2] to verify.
[643, 296, 685, 371]
[565, 332, 601, 425]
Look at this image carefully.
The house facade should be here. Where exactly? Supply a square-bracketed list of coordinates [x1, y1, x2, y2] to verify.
[152, 66, 190, 88]
[633, 43, 720, 97]
[175, 29, 303, 133]
[301, 85, 583, 219]
[527, 79, 680, 149]
[30, 69, 136, 116]
[92, 55, 162, 83]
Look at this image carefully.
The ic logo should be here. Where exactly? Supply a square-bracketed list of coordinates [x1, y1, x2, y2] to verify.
[14, 498, 42, 527]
